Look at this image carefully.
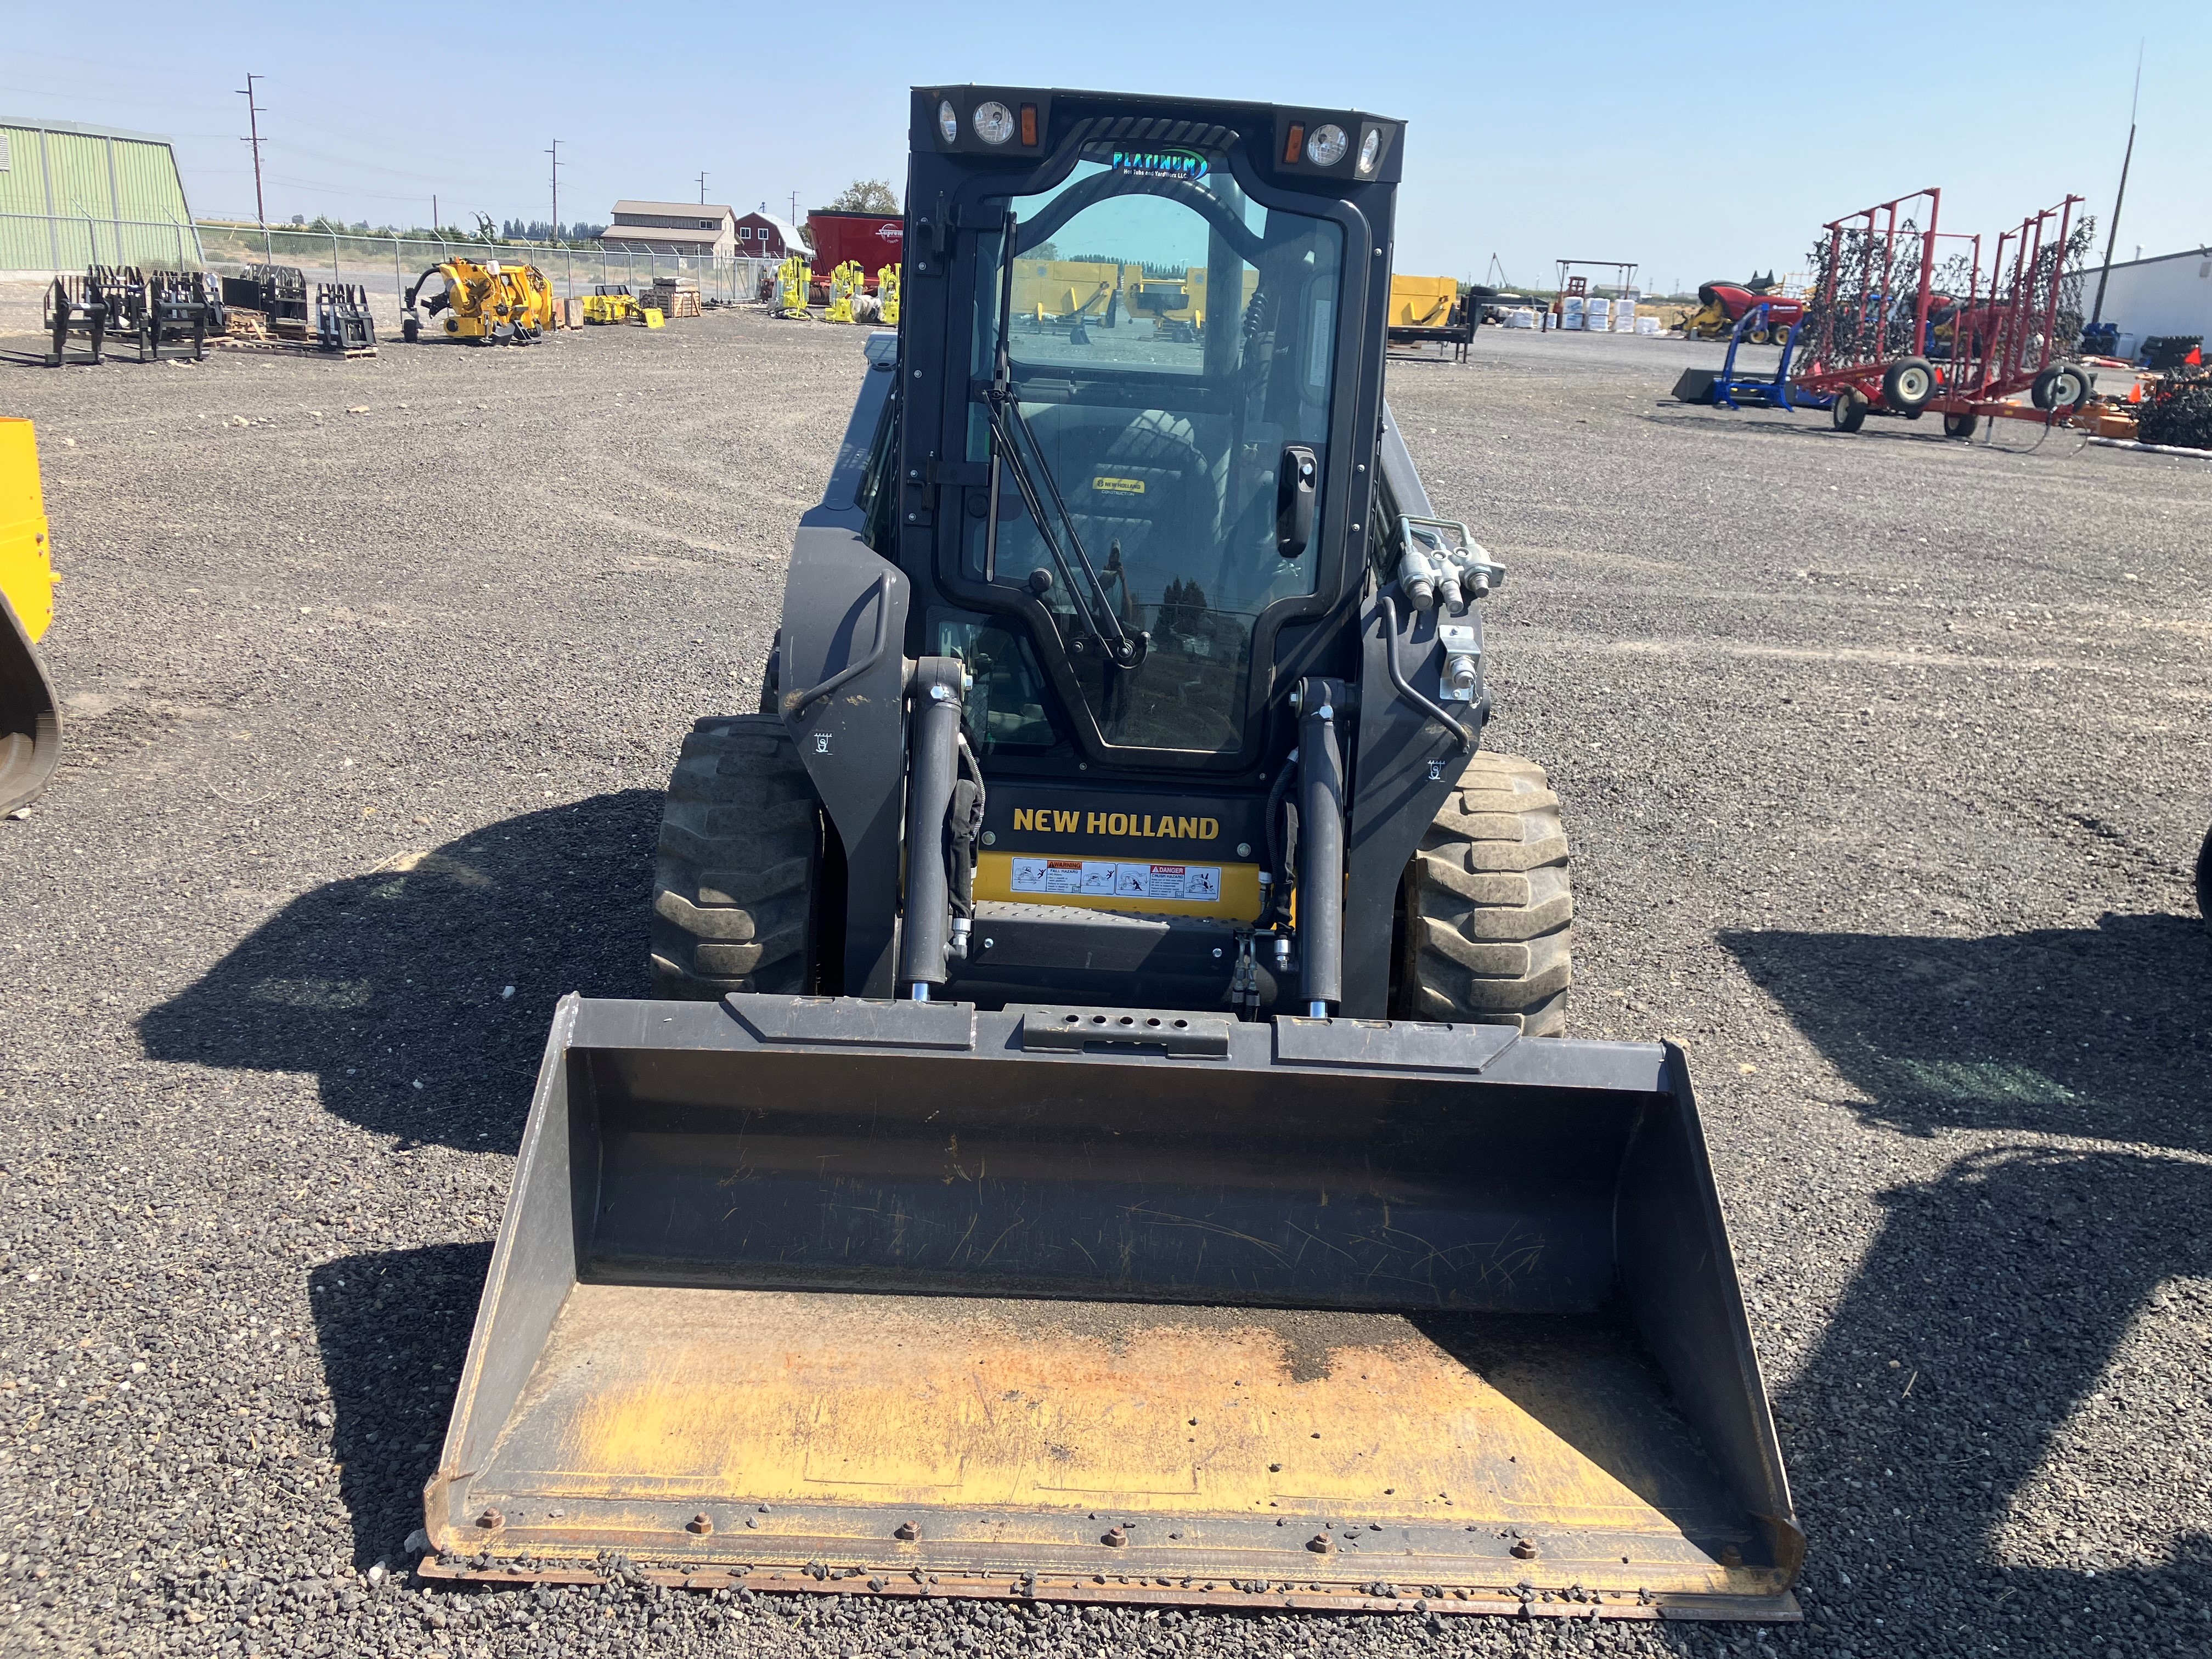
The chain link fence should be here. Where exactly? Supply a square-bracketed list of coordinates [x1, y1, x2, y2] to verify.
[194, 223, 777, 314]
[3, 212, 781, 332]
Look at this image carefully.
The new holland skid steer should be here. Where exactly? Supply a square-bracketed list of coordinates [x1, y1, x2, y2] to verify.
[425, 87, 1801, 1623]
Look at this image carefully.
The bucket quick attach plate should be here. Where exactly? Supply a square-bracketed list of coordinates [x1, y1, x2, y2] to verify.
[423, 995, 1801, 1621]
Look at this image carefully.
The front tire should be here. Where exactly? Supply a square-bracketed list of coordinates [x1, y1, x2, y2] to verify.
[649, 713, 823, 997]
[1397, 751, 1573, 1036]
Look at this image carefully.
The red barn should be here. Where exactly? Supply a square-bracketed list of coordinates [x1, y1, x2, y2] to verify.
[733, 211, 808, 262]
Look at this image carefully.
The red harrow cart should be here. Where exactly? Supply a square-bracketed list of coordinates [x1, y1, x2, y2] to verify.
[1786, 189, 1945, 432]
[1786, 187, 2095, 435]
[1921, 195, 2092, 438]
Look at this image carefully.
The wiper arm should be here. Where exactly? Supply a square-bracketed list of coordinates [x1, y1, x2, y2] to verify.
[981, 212, 1146, 669]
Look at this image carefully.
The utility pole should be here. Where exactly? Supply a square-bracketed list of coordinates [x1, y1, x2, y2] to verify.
[237, 73, 267, 226]
[432, 194, 439, 232]
[790, 190, 800, 224]
[547, 139, 562, 241]
[2089, 41, 2144, 329]
[697, 171, 709, 205]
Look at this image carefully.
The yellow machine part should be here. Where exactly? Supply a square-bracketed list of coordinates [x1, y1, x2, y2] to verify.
[972, 851, 1262, 922]
[773, 255, 812, 317]
[1389, 274, 1458, 329]
[583, 290, 637, 325]
[0, 415, 61, 814]
[1009, 259, 1124, 320]
[641, 308, 665, 329]
[825, 261, 865, 324]
[1168, 265, 1261, 328]
[0, 419, 54, 645]
[877, 266, 901, 326]
[1679, 300, 1729, 338]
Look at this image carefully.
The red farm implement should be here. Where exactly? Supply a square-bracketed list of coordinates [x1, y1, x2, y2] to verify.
[1786, 188, 1945, 431]
[1784, 187, 2097, 435]
[1921, 195, 2094, 438]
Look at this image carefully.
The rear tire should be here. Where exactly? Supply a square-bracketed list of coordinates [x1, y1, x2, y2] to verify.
[649, 713, 823, 998]
[1397, 750, 1573, 1036]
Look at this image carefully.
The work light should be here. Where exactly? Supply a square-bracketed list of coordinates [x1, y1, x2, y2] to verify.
[973, 101, 1016, 145]
[937, 100, 959, 143]
[1306, 123, 1347, 167]
[1356, 127, 1382, 175]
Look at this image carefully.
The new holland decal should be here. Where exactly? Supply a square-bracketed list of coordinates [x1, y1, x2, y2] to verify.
[1009, 808, 1220, 841]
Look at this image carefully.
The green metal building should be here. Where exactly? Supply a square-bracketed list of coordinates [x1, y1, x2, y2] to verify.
[0, 117, 205, 274]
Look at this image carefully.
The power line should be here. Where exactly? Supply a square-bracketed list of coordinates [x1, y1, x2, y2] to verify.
[237, 72, 267, 227]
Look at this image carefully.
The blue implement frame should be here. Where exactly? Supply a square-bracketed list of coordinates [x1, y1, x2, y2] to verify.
[1711, 303, 1834, 413]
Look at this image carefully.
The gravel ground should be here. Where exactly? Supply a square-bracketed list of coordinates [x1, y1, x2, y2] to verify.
[2, 316, 2209, 1659]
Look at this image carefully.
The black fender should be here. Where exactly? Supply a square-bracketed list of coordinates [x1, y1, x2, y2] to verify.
[777, 332, 907, 995]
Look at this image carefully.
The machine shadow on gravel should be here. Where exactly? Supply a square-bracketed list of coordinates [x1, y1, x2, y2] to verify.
[1728, 918, 2212, 1640]
[1723, 913, 2210, 1154]
[308, 1246, 492, 1568]
[140, 791, 661, 1150]
[1772, 1148, 2212, 1642]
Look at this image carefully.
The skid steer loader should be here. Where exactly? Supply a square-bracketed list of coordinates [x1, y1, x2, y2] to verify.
[424, 87, 1801, 1624]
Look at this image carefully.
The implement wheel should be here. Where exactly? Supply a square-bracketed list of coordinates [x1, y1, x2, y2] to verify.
[1832, 390, 1869, 432]
[2032, 362, 2091, 411]
[1943, 411, 1979, 438]
[649, 713, 825, 998]
[1397, 750, 1573, 1036]
[1882, 357, 1935, 411]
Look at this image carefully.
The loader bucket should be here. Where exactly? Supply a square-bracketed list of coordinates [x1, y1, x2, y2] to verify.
[424, 996, 1801, 1623]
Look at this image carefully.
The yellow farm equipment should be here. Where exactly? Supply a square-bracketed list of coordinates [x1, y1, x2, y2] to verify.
[402, 257, 556, 345]
[1, 417, 61, 814]
[583, 284, 639, 325]
[876, 265, 900, 326]
[825, 261, 865, 324]
[1390, 273, 1458, 330]
[773, 255, 812, 319]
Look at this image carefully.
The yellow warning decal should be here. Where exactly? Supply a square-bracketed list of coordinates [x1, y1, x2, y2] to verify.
[1090, 475, 1146, 495]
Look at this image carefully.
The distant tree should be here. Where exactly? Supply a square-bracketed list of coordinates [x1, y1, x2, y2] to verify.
[825, 178, 900, 215]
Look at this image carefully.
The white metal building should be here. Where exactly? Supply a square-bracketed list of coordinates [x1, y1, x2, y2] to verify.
[2091, 245, 2212, 349]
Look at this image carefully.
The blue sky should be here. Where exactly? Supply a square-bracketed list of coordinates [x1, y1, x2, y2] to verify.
[5, 2, 2204, 291]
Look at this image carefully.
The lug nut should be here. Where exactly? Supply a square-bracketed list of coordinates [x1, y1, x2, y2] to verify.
[1102, 1526, 1127, 1548]
[1307, 1534, 1334, 1555]
[1719, 1545, 1743, 1567]
[1510, 1538, 1537, 1560]
[894, 1522, 919, 1542]
[475, 1508, 504, 1531]
[687, 1514, 714, 1535]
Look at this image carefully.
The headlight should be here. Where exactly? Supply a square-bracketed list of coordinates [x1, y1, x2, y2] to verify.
[937, 100, 959, 144]
[1306, 123, 1348, 167]
[972, 100, 1016, 146]
[1356, 128, 1383, 175]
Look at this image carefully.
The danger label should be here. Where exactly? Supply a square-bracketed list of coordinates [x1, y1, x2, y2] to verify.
[1010, 857, 1221, 904]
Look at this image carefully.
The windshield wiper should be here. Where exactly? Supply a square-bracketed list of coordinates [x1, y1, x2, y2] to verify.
[982, 213, 1146, 669]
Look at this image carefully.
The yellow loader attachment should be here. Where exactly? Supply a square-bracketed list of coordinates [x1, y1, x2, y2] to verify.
[423, 996, 1801, 1623]
[0, 417, 61, 814]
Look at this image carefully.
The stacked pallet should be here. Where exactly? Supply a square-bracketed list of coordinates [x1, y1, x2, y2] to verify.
[650, 277, 702, 319]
